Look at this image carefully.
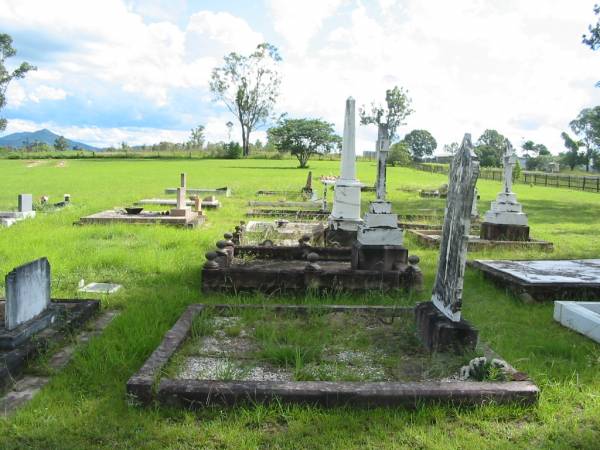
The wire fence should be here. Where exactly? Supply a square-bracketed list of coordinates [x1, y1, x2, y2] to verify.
[411, 163, 600, 193]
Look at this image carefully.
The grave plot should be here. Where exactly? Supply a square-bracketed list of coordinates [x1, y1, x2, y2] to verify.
[0, 194, 36, 228]
[135, 196, 220, 209]
[554, 301, 600, 344]
[239, 220, 326, 246]
[469, 259, 600, 301]
[164, 186, 231, 197]
[203, 97, 422, 294]
[0, 258, 100, 392]
[127, 304, 538, 409]
[246, 208, 330, 220]
[256, 171, 318, 201]
[78, 173, 206, 228]
[408, 229, 553, 251]
[141, 173, 222, 209]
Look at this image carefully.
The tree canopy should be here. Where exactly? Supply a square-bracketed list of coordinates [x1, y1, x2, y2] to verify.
[569, 106, 600, 171]
[188, 125, 205, 149]
[474, 129, 511, 167]
[0, 33, 36, 132]
[560, 131, 584, 170]
[388, 141, 411, 166]
[359, 86, 413, 142]
[268, 118, 340, 168]
[403, 129, 437, 161]
[210, 43, 281, 157]
[53, 136, 68, 151]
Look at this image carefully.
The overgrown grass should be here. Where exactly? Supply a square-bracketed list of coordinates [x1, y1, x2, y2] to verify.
[0, 158, 598, 448]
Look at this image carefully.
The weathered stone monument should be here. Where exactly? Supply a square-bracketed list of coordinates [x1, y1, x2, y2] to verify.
[170, 173, 193, 219]
[0, 194, 36, 228]
[0, 258, 55, 348]
[352, 124, 406, 270]
[327, 97, 363, 245]
[415, 134, 480, 352]
[480, 143, 529, 241]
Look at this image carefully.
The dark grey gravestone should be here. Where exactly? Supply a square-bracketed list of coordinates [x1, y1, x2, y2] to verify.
[416, 134, 479, 352]
[5, 258, 51, 331]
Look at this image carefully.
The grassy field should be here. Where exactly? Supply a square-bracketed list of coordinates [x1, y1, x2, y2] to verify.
[0, 158, 599, 449]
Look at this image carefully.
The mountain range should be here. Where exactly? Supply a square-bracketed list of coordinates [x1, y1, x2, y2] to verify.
[0, 129, 99, 151]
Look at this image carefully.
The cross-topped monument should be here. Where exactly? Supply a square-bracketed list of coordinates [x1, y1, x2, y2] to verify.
[480, 142, 529, 241]
[415, 134, 480, 352]
[375, 124, 390, 201]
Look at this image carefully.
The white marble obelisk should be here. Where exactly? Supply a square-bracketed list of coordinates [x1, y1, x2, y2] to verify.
[483, 143, 528, 226]
[329, 97, 363, 231]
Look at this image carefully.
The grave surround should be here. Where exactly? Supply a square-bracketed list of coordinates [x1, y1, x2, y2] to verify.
[553, 301, 600, 343]
[127, 304, 539, 409]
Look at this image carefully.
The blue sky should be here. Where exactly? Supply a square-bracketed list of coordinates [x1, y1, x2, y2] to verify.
[2, 0, 600, 152]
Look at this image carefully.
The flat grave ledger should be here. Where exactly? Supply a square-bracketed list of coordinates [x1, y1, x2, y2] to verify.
[136, 197, 220, 208]
[246, 208, 330, 220]
[77, 209, 205, 228]
[165, 186, 231, 197]
[240, 221, 325, 246]
[127, 304, 538, 409]
[78, 282, 122, 294]
[408, 229, 553, 252]
[553, 301, 600, 344]
[469, 259, 600, 301]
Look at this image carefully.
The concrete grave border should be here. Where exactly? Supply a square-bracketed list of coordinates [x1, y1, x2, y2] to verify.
[127, 303, 539, 409]
[408, 229, 554, 252]
[554, 301, 600, 343]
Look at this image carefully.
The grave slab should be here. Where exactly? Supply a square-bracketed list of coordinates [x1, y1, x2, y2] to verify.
[77, 209, 205, 227]
[408, 229, 553, 252]
[470, 259, 600, 301]
[165, 187, 231, 197]
[136, 198, 220, 208]
[553, 301, 600, 343]
[78, 282, 122, 294]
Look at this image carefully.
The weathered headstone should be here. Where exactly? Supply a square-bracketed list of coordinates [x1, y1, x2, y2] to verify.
[480, 143, 529, 240]
[18, 194, 32, 213]
[327, 97, 363, 245]
[170, 173, 192, 218]
[353, 125, 406, 270]
[471, 187, 479, 219]
[415, 134, 480, 352]
[5, 258, 51, 330]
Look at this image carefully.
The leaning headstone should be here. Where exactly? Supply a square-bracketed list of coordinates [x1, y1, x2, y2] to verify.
[327, 97, 363, 245]
[480, 143, 529, 241]
[170, 173, 192, 218]
[415, 134, 480, 352]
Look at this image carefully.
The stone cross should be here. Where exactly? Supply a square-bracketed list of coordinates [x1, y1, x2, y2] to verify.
[502, 143, 517, 194]
[5, 258, 51, 330]
[176, 173, 187, 210]
[375, 124, 390, 201]
[431, 134, 480, 322]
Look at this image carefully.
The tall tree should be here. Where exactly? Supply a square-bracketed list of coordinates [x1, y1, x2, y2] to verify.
[188, 125, 205, 149]
[570, 106, 600, 171]
[443, 142, 459, 154]
[53, 135, 68, 151]
[359, 86, 413, 142]
[403, 129, 437, 161]
[0, 34, 36, 132]
[210, 43, 282, 157]
[474, 129, 511, 167]
[560, 131, 583, 170]
[268, 118, 340, 168]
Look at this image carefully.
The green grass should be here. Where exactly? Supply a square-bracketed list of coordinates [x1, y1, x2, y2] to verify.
[0, 158, 599, 448]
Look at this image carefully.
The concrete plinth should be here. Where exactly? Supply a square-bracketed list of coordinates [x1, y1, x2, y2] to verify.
[480, 222, 530, 241]
[325, 228, 357, 247]
[351, 242, 407, 271]
[415, 302, 478, 353]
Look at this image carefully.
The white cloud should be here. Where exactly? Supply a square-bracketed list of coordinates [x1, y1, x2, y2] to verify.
[29, 86, 67, 103]
[6, 82, 67, 106]
[268, 0, 345, 54]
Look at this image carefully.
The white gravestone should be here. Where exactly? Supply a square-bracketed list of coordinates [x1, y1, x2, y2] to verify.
[18, 194, 33, 213]
[431, 134, 480, 322]
[483, 143, 528, 226]
[329, 97, 363, 231]
[357, 126, 403, 246]
[5, 258, 51, 330]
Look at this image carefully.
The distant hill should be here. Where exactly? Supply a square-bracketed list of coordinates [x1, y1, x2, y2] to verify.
[0, 129, 100, 151]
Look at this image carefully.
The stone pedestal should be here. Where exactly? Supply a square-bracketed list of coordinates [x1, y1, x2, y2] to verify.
[351, 242, 407, 271]
[415, 302, 478, 353]
[480, 222, 530, 241]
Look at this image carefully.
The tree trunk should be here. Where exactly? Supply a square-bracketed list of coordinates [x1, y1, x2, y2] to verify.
[245, 128, 251, 157]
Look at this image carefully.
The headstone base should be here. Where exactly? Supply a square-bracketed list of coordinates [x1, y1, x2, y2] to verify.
[480, 222, 530, 241]
[0, 308, 58, 350]
[325, 227, 357, 247]
[351, 242, 408, 271]
[414, 302, 478, 353]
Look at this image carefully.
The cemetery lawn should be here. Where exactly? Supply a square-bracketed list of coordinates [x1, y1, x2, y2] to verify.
[0, 157, 598, 449]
